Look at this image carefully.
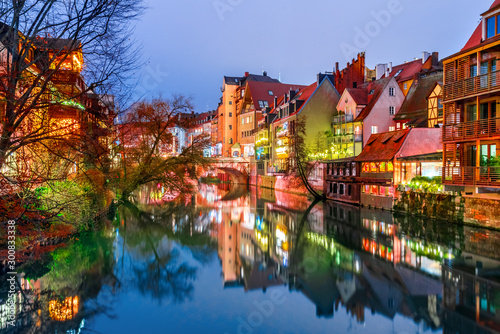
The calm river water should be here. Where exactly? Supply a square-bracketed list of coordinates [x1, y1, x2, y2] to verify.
[2, 183, 500, 334]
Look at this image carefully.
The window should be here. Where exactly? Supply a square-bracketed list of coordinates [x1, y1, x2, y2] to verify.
[389, 87, 395, 96]
[470, 64, 477, 78]
[229, 101, 233, 105]
[371, 126, 378, 134]
[394, 69, 403, 77]
[487, 16, 496, 39]
[403, 83, 407, 90]
[229, 138, 233, 144]
[369, 89, 375, 95]
[242, 118, 245, 125]
[389, 106, 395, 115]
[268, 90, 274, 96]
[229, 125, 232, 130]
[258, 100, 269, 109]
[229, 112, 233, 117]
[389, 126, 395, 131]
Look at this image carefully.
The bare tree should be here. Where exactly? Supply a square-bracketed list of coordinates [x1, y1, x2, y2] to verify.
[0, 0, 144, 173]
[116, 95, 210, 200]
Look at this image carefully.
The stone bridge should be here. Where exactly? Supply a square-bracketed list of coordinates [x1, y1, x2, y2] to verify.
[202, 157, 250, 184]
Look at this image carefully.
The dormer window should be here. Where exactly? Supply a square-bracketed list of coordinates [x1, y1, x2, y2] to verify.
[487, 16, 496, 38]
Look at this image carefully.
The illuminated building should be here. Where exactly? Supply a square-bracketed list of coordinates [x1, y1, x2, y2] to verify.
[442, 0, 500, 196]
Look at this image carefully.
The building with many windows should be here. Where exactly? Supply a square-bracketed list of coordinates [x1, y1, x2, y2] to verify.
[442, 0, 500, 196]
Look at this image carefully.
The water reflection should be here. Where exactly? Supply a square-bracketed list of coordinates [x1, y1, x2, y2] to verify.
[2, 183, 500, 333]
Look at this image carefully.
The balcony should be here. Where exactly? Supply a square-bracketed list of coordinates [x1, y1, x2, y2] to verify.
[442, 166, 500, 187]
[443, 70, 500, 102]
[443, 117, 500, 142]
[333, 114, 354, 124]
[50, 71, 85, 92]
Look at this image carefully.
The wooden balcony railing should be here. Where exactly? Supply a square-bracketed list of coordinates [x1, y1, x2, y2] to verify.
[442, 166, 500, 187]
[443, 70, 500, 102]
[50, 71, 85, 92]
[443, 117, 500, 142]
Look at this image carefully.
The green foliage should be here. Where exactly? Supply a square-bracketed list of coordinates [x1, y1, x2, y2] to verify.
[481, 155, 500, 167]
[35, 180, 98, 227]
[406, 176, 443, 193]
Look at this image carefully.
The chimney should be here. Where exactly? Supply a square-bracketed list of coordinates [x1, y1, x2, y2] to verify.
[422, 51, 431, 64]
[388, 62, 393, 74]
[431, 52, 439, 66]
[376, 64, 387, 80]
[244, 71, 249, 77]
[289, 89, 297, 100]
[263, 71, 267, 77]
[274, 96, 278, 108]
[335, 62, 339, 73]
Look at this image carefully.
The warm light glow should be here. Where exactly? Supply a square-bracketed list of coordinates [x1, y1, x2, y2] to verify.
[49, 296, 79, 321]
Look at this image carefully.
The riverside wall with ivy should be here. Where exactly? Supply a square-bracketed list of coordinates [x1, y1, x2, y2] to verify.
[393, 190, 464, 223]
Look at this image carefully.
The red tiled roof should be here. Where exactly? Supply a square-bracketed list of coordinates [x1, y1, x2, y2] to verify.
[462, 22, 483, 51]
[247, 81, 305, 111]
[346, 88, 367, 105]
[355, 129, 410, 162]
[354, 77, 392, 122]
[462, 1, 500, 52]
[272, 82, 317, 122]
[482, 0, 500, 15]
[386, 59, 424, 82]
[354, 128, 442, 162]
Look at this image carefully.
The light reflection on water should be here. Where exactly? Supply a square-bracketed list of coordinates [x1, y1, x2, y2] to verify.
[2, 183, 500, 334]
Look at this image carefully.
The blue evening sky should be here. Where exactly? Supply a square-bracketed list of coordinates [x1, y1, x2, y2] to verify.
[133, 0, 490, 111]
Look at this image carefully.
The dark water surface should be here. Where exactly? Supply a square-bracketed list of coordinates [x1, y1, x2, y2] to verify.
[2, 184, 500, 334]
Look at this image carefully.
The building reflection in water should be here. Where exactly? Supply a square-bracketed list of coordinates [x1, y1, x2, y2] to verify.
[201, 184, 500, 334]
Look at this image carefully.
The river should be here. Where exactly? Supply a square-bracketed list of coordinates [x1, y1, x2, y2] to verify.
[2, 183, 500, 334]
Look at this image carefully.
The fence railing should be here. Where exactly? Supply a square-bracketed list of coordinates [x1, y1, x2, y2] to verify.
[442, 166, 500, 187]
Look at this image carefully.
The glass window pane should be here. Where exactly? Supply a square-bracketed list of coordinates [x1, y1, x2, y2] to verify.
[488, 16, 496, 38]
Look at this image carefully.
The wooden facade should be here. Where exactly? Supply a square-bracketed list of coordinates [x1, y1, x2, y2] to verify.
[442, 9, 500, 192]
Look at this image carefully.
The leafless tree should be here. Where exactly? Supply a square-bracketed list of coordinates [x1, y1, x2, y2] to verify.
[0, 0, 144, 173]
[116, 95, 210, 200]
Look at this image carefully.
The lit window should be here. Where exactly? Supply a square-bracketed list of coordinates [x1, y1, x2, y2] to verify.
[389, 106, 395, 115]
[371, 126, 378, 134]
[389, 126, 395, 131]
